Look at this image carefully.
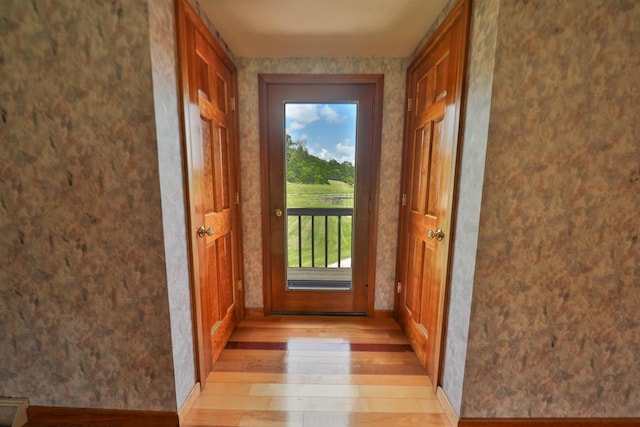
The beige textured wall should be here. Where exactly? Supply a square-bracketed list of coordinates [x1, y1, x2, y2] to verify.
[0, 0, 177, 411]
[461, 0, 640, 417]
[237, 58, 406, 310]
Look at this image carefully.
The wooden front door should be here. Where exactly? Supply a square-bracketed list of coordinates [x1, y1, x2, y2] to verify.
[259, 75, 383, 315]
[177, 0, 242, 384]
[395, 0, 469, 385]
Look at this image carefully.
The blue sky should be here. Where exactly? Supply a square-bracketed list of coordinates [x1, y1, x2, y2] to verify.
[285, 103, 357, 165]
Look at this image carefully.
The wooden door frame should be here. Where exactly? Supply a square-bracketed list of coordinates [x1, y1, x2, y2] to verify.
[175, 0, 244, 387]
[259, 74, 384, 317]
[394, 0, 471, 390]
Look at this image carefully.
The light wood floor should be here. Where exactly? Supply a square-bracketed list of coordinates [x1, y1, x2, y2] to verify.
[182, 316, 452, 427]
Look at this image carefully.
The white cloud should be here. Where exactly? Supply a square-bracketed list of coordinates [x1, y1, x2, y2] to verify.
[320, 105, 346, 123]
[336, 139, 354, 153]
[290, 121, 306, 130]
[317, 149, 331, 160]
[286, 104, 320, 131]
[333, 139, 355, 164]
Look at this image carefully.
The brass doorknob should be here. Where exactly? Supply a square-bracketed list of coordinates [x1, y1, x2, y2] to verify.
[427, 228, 445, 241]
[274, 209, 283, 217]
[197, 225, 214, 238]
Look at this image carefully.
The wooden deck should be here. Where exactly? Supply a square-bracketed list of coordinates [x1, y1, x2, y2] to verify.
[287, 268, 352, 290]
[287, 267, 352, 281]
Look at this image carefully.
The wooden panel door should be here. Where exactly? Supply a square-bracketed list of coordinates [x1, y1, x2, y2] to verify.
[177, 0, 242, 385]
[395, 0, 469, 386]
[194, 28, 237, 365]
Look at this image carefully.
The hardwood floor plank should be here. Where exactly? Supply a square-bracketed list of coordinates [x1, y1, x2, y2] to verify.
[214, 360, 426, 375]
[200, 383, 252, 396]
[283, 352, 418, 365]
[218, 349, 420, 365]
[182, 408, 241, 426]
[249, 383, 362, 398]
[248, 383, 436, 399]
[302, 411, 451, 427]
[358, 385, 435, 399]
[183, 410, 451, 427]
[183, 409, 306, 427]
[183, 316, 451, 427]
[225, 341, 414, 352]
[207, 372, 433, 386]
[265, 396, 370, 413]
[366, 397, 443, 413]
[218, 349, 287, 361]
[229, 328, 408, 344]
[193, 395, 269, 411]
[236, 316, 401, 330]
[237, 410, 304, 427]
[212, 360, 350, 375]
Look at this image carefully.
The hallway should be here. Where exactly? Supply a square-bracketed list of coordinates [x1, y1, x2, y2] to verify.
[182, 316, 452, 426]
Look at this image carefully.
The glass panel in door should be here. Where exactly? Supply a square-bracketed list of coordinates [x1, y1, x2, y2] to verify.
[284, 103, 357, 291]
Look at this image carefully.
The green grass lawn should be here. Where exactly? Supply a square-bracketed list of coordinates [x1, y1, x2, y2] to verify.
[286, 181, 354, 267]
[286, 180, 354, 208]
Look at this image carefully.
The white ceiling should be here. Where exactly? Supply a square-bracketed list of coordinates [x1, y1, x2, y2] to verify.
[198, 0, 448, 58]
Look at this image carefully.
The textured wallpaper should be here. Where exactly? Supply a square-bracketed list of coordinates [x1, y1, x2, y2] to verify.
[148, 0, 196, 410]
[0, 0, 176, 411]
[187, 0, 236, 62]
[408, 0, 458, 64]
[442, 0, 499, 416]
[462, 0, 640, 417]
[237, 57, 406, 310]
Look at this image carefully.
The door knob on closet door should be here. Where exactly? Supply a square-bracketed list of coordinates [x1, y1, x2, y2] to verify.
[427, 228, 445, 241]
[197, 225, 214, 238]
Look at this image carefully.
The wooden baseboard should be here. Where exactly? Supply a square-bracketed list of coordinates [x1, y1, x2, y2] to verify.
[26, 406, 178, 427]
[245, 307, 393, 319]
[373, 309, 394, 318]
[459, 418, 640, 426]
[244, 307, 265, 318]
[436, 386, 459, 427]
[177, 382, 201, 425]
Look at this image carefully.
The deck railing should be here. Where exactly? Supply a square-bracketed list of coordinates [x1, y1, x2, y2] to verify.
[287, 207, 353, 268]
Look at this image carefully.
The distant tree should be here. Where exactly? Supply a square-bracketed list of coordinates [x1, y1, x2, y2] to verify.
[285, 134, 354, 185]
[339, 161, 355, 185]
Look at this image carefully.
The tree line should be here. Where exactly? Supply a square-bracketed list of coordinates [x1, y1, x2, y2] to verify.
[286, 134, 355, 185]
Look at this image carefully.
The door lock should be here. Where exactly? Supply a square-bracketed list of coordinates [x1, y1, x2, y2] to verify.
[197, 225, 214, 238]
[427, 228, 445, 241]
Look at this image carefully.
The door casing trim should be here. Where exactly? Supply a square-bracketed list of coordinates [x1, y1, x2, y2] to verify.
[258, 74, 384, 317]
